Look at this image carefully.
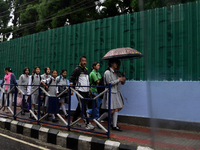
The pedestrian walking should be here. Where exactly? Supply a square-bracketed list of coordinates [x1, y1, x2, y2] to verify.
[41, 70, 59, 122]
[97, 59, 125, 131]
[18, 67, 30, 115]
[57, 69, 69, 119]
[41, 67, 51, 116]
[87, 62, 102, 118]
[69, 56, 95, 130]
[0, 67, 17, 113]
[27, 66, 41, 119]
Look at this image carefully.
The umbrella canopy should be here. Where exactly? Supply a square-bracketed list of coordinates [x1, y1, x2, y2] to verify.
[102, 47, 143, 60]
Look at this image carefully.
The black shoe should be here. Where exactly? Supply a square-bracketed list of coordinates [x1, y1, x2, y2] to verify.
[29, 115, 35, 120]
[21, 111, 25, 115]
[45, 117, 50, 121]
[65, 114, 68, 119]
[111, 124, 120, 129]
[41, 113, 45, 117]
[112, 126, 122, 131]
[52, 119, 59, 123]
[34, 111, 37, 115]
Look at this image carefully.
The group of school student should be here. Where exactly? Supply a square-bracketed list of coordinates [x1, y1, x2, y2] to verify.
[0, 56, 126, 131]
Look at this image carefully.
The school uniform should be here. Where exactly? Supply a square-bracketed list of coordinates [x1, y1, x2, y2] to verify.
[18, 74, 29, 100]
[57, 75, 68, 103]
[0, 73, 17, 108]
[41, 74, 51, 102]
[27, 74, 41, 105]
[101, 68, 124, 110]
[42, 77, 58, 106]
[41, 74, 51, 80]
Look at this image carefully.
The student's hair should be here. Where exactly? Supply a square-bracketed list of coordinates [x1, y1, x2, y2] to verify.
[91, 62, 99, 71]
[32, 66, 40, 75]
[23, 67, 30, 74]
[60, 69, 67, 75]
[106, 59, 119, 71]
[79, 56, 87, 62]
[116, 59, 121, 65]
[51, 70, 57, 74]
[108, 59, 119, 67]
[44, 67, 50, 74]
[5, 67, 12, 72]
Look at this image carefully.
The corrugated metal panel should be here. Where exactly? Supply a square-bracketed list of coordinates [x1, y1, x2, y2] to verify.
[0, 1, 200, 81]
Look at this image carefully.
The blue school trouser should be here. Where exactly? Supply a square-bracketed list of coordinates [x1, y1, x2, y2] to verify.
[87, 92, 102, 119]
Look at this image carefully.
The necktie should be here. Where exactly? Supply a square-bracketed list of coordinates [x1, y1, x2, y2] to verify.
[113, 72, 115, 75]
[26, 75, 28, 77]
[54, 79, 56, 82]
[46, 76, 48, 78]
[63, 78, 64, 80]
[36, 76, 38, 78]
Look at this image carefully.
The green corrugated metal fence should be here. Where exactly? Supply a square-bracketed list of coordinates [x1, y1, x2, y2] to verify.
[0, 1, 200, 81]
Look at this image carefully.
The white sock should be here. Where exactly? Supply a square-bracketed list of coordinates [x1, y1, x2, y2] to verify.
[113, 112, 118, 127]
[52, 114, 55, 119]
[98, 112, 108, 122]
[32, 107, 35, 112]
[61, 105, 67, 115]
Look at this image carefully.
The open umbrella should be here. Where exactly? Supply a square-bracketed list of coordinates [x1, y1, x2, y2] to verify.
[102, 47, 143, 60]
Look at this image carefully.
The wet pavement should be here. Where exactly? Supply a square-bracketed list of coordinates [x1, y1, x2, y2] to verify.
[1, 108, 200, 150]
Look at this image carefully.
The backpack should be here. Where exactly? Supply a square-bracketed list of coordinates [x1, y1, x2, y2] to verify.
[31, 75, 41, 84]
[57, 76, 68, 96]
[97, 77, 105, 99]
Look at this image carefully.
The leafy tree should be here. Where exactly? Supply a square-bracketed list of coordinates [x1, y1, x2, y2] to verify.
[0, 0, 12, 41]
[2, 0, 198, 40]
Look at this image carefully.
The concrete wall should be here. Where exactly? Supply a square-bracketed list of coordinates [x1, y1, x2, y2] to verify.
[1, 80, 200, 123]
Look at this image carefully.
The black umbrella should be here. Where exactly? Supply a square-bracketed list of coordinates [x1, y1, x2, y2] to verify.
[102, 47, 143, 60]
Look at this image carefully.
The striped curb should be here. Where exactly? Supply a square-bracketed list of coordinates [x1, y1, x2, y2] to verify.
[0, 117, 153, 150]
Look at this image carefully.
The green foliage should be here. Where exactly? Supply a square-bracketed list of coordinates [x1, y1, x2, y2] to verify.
[1, 0, 198, 41]
[0, 0, 11, 41]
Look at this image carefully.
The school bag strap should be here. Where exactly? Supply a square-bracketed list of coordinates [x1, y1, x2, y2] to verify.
[47, 78, 53, 87]
[31, 75, 42, 84]
[57, 75, 62, 83]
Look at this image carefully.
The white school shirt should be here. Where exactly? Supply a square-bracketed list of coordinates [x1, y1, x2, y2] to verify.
[41, 77, 59, 94]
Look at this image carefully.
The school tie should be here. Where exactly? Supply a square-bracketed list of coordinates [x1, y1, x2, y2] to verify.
[113, 72, 115, 75]
[26, 75, 28, 77]
[36, 76, 38, 78]
[63, 78, 64, 80]
[54, 79, 56, 82]
[46, 76, 48, 78]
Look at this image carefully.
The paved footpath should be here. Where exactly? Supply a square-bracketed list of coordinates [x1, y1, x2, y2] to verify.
[1, 109, 200, 150]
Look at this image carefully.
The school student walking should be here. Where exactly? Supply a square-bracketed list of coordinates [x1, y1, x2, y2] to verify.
[27, 66, 41, 119]
[0, 67, 17, 113]
[57, 69, 68, 118]
[69, 56, 95, 130]
[97, 59, 125, 131]
[41, 70, 59, 122]
[18, 67, 30, 115]
[41, 67, 51, 116]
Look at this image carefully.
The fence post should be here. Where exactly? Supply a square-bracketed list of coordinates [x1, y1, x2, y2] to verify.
[14, 85, 17, 120]
[108, 84, 111, 138]
[37, 86, 41, 125]
[68, 86, 71, 131]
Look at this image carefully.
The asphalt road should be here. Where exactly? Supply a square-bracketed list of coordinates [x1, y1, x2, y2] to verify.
[0, 128, 68, 150]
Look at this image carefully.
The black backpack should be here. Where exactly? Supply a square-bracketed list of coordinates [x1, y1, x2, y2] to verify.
[97, 77, 105, 99]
